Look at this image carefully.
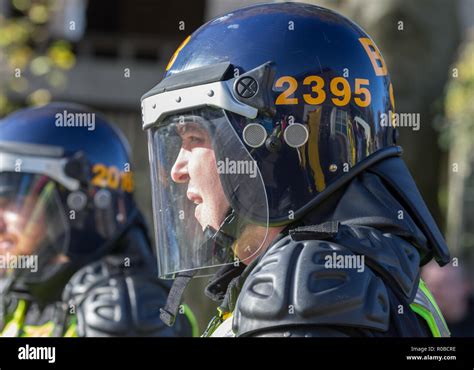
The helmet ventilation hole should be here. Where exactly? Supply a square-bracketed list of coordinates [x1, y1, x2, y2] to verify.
[284, 123, 309, 148]
[242, 123, 267, 148]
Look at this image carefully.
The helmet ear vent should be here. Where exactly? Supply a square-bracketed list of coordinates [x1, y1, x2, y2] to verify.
[284, 123, 309, 148]
[94, 189, 112, 209]
[242, 123, 267, 148]
[67, 191, 88, 211]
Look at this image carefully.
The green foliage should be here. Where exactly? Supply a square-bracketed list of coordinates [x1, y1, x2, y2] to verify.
[0, 0, 76, 116]
[441, 42, 474, 150]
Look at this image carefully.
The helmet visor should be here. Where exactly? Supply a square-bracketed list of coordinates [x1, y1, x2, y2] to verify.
[147, 108, 269, 278]
[0, 172, 69, 283]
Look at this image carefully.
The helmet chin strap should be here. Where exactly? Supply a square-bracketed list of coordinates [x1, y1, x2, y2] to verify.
[160, 209, 244, 327]
[204, 209, 246, 264]
[159, 270, 197, 327]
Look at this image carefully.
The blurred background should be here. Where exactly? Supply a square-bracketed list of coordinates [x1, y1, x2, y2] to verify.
[1, 0, 473, 335]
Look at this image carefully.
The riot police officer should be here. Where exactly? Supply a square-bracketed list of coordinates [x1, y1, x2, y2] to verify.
[141, 3, 450, 337]
[0, 103, 197, 337]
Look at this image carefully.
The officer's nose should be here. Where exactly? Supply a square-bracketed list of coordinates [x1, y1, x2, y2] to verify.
[171, 148, 190, 183]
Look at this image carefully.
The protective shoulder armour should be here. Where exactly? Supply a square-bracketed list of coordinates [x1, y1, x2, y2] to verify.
[233, 234, 391, 337]
[63, 259, 190, 337]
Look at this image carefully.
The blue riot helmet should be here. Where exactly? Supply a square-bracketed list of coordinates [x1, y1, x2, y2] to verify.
[0, 103, 137, 304]
[141, 3, 449, 282]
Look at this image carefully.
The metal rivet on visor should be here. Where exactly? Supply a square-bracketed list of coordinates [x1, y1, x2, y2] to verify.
[236, 77, 258, 98]
[175, 96, 182, 103]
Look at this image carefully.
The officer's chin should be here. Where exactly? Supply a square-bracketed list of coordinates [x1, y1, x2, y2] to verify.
[196, 205, 225, 233]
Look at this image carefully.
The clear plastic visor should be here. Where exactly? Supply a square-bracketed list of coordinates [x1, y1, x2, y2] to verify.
[147, 108, 269, 278]
[0, 172, 69, 284]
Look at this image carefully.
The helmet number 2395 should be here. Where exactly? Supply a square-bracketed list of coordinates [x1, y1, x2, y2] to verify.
[275, 75, 371, 108]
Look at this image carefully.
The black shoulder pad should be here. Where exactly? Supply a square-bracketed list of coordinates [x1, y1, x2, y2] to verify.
[233, 236, 390, 337]
[65, 261, 191, 337]
[62, 259, 114, 305]
[75, 274, 192, 337]
[335, 225, 420, 301]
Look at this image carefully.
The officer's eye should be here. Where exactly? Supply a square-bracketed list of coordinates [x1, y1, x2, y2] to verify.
[180, 133, 206, 150]
[175, 121, 210, 150]
[189, 135, 204, 144]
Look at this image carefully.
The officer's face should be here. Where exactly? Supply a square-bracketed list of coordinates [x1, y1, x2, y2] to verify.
[0, 197, 46, 257]
[170, 122, 230, 230]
